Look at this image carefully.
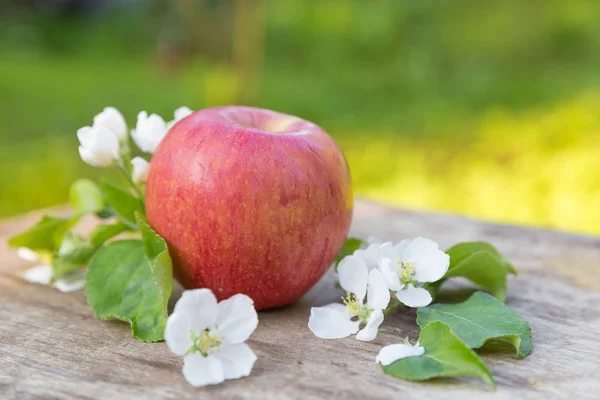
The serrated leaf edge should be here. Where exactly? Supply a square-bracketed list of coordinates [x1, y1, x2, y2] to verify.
[135, 212, 172, 312]
[85, 240, 166, 342]
[416, 292, 533, 359]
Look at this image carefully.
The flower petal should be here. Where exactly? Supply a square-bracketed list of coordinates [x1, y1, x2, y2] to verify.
[130, 128, 140, 147]
[17, 247, 39, 262]
[367, 269, 390, 310]
[376, 342, 425, 366]
[393, 239, 411, 259]
[395, 285, 433, 308]
[308, 303, 360, 339]
[53, 271, 85, 293]
[92, 126, 119, 155]
[355, 309, 384, 341]
[76, 127, 94, 147]
[215, 294, 258, 344]
[412, 250, 450, 283]
[338, 254, 368, 300]
[79, 147, 104, 167]
[182, 354, 225, 387]
[354, 243, 381, 270]
[93, 107, 127, 140]
[377, 257, 402, 291]
[174, 289, 219, 332]
[165, 311, 193, 356]
[131, 157, 150, 185]
[22, 265, 52, 285]
[132, 111, 167, 153]
[174, 106, 193, 121]
[77, 126, 120, 167]
[378, 242, 397, 260]
[407, 237, 440, 251]
[147, 113, 167, 132]
[212, 343, 257, 380]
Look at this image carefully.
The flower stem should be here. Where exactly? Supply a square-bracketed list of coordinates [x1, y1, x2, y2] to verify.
[117, 164, 144, 200]
[383, 299, 404, 315]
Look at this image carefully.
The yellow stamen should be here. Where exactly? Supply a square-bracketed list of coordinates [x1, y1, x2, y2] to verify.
[187, 328, 221, 356]
[342, 292, 371, 323]
[397, 260, 416, 285]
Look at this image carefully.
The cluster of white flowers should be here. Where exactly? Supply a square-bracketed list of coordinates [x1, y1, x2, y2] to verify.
[162, 242, 440, 387]
[19, 106, 195, 293]
[308, 237, 449, 342]
[77, 106, 193, 182]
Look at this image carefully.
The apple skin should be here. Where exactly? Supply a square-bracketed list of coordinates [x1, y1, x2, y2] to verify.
[145, 106, 353, 310]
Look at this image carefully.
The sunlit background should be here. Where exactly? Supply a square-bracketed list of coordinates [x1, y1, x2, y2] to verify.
[1, 0, 599, 234]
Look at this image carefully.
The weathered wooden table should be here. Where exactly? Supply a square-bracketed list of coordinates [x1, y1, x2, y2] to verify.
[1, 200, 599, 399]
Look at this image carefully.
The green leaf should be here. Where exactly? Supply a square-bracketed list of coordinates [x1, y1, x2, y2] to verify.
[89, 221, 129, 247]
[136, 212, 173, 310]
[334, 237, 365, 270]
[69, 179, 104, 215]
[51, 223, 128, 276]
[382, 321, 495, 388]
[52, 256, 89, 276]
[100, 181, 144, 228]
[422, 280, 444, 302]
[417, 291, 532, 358]
[8, 215, 76, 252]
[443, 242, 515, 301]
[447, 242, 517, 275]
[85, 222, 172, 342]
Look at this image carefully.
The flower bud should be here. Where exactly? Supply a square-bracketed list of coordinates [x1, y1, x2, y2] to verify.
[167, 106, 194, 131]
[131, 157, 150, 185]
[131, 111, 167, 154]
[93, 107, 127, 141]
[77, 126, 120, 167]
[174, 106, 193, 121]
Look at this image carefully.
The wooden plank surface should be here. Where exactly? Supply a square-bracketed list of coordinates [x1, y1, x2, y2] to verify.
[1, 200, 599, 399]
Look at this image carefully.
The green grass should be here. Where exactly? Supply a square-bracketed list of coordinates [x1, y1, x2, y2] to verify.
[2, 0, 600, 234]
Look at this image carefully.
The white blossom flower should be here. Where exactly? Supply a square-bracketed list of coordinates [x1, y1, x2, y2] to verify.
[376, 338, 425, 366]
[17, 248, 85, 293]
[378, 237, 449, 308]
[92, 107, 127, 141]
[351, 237, 402, 271]
[309, 254, 390, 341]
[131, 111, 168, 153]
[165, 289, 259, 387]
[167, 106, 194, 130]
[77, 126, 120, 167]
[131, 157, 150, 185]
[353, 241, 386, 270]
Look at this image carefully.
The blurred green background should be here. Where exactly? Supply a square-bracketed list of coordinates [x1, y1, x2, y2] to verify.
[1, 0, 599, 234]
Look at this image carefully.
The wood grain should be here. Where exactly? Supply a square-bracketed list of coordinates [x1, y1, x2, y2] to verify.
[1, 200, 599, 399]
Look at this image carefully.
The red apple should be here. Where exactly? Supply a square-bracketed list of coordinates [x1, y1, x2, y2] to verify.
[145, 106, 353, 310]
